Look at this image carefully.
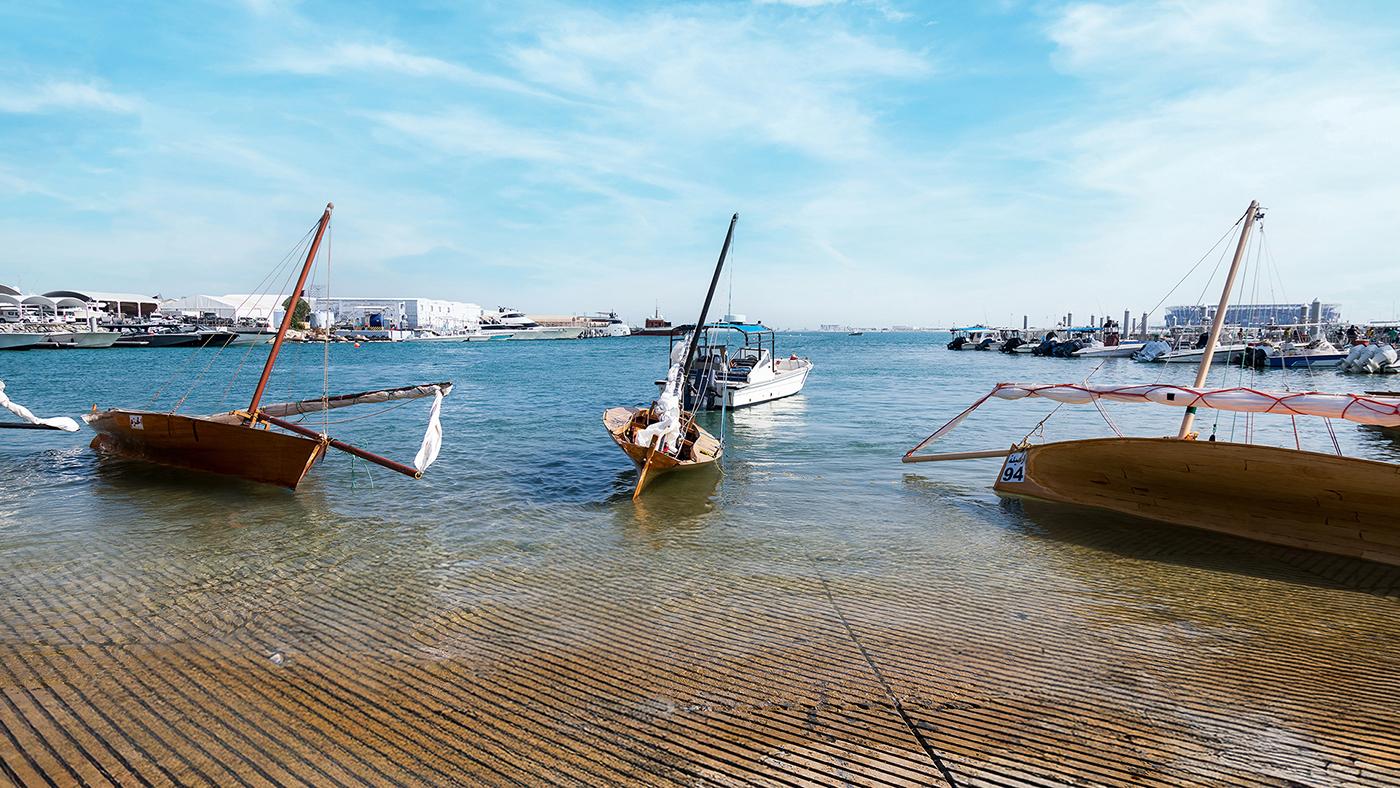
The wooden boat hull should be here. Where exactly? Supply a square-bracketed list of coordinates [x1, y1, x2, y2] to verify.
[85, 409, 325, 489]
[994, 437, 1400, 566]
[603, 406, 720, 495]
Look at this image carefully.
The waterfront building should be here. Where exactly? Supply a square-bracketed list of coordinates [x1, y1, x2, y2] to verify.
[313, 296, 482, 333]
[1164, 299, 1340, 328]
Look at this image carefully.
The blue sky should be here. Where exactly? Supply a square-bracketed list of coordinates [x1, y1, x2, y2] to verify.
[2, 0, 1398, 327]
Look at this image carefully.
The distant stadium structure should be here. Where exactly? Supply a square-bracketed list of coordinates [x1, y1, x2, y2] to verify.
[1164, 300, 1340, 328]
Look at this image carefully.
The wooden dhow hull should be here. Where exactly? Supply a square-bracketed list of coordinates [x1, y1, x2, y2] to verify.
[85, 409, 325, 489]
[603, 406, 721, 495]
[994, 437, 1400, 566]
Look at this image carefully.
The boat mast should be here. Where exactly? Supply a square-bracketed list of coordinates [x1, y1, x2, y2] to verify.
[248, 202, 334, 417]
[1177, 199, 1260, 438]
[679, 213, 738, 385]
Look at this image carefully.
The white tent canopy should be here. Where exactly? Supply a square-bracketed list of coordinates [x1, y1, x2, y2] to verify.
[43, 290, 159, 318]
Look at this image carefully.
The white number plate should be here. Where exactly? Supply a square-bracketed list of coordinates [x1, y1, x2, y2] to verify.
[129, 415, 144, 430]
[1000, 451, 1025, 483]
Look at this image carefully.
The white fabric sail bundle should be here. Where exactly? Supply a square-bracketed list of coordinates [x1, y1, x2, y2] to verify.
[0, 381, 79, 432]
[634, 362, 684, 454]
[412, 385, 446, 472]
[907, 381, 1400, 456]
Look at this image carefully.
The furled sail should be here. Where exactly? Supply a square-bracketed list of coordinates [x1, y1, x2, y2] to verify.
[0, 381, 79, 432]
[253, 382, 453, 418]
[907, 382, 1400, 456]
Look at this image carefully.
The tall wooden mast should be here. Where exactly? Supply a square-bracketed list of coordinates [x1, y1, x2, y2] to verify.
[679, 213, 738, 388]
[1177, 199, 1260, 438]
[248, 202, 333, 417]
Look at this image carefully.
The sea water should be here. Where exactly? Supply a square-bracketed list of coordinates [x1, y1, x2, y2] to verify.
[0, 334, 1396, 783]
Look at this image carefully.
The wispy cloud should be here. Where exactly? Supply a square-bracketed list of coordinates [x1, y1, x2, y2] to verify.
[0, 81, 138, 114]
[1047, 0, 1328, 73]
[256, 42, 548, 98]
[508, 10, 930, 159]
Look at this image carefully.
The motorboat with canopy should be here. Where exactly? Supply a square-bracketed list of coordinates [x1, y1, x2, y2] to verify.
[663, 320, 812, 411]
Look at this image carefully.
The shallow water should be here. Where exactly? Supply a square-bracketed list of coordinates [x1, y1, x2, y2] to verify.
[0, 334, 1397, 785]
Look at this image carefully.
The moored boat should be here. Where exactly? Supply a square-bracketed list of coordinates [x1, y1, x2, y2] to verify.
[903, 201, 1400, 566]
[85, 203, 451, 489]
[663, 319, 812, 410]
[604, 214, 734, 498]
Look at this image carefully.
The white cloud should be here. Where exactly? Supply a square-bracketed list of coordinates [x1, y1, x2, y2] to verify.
[257, 42, 547, 98]
[508, 10, 930, 159]
[0, 81, 137, 114]
[1047, 0, 1326, 73]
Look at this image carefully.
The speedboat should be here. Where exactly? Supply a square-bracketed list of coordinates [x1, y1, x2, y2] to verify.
[1248, 339, 1347, 369]
[661, 319, 813, 410]
[114, 325, 236, 347]
[0, 328, 47, 350]
[1071, 339, 1147, 358]
[1153, 343, 1250, 364]
[947, 326, 1009, 351]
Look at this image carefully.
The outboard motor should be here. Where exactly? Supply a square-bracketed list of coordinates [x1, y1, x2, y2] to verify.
[976, 336, 997, 351]
[1244, 346, 1270, 368]
[1001, 337, 1026, 353]
[947, 336, 968, 350]
[1031, 339, 1056, 356]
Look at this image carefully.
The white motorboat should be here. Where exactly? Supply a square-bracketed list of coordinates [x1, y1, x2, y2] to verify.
[1252, 339, 1347, 369]
[1071, 340, 1147, 359]
[663, 320, 813, 410]
[1153, 343, 1251, 364]
[947, 326, 1011, 351]
[0, 330, 47, 350]
[39, 330, 120, 348]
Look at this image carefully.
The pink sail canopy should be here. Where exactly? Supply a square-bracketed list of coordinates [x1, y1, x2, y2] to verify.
[905, 382, 1400, 457]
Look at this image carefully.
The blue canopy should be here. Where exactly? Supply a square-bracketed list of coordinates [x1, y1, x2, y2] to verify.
[706, 322, 770, 334]
[951, 325, 992, 332]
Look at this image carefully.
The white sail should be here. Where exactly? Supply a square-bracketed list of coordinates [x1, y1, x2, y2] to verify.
[907, 382, 1400, 456]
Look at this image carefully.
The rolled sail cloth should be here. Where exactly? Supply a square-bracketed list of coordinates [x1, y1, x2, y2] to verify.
[256, 382, 454, 418]
[0, 381, 80, 432]
[906, 382, 1400, 456]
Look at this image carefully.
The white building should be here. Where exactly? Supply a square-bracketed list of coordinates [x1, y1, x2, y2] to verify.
[313, 297, 482, 332]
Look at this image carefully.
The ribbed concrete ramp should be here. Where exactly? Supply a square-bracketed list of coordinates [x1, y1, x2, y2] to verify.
[1, 501, 1397, 786]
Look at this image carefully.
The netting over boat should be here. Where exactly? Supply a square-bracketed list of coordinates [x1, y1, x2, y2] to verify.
[905, 382, 1400, 456]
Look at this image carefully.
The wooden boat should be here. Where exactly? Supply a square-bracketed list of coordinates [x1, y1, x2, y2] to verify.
[85, 203, 451, 489]
[604, 213, 736, 499]
[904, 201, 1400, 566]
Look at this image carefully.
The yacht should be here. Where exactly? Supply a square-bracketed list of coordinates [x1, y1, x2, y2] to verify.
[474, 308, 581, 340]
[587, 311, 631, 337]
